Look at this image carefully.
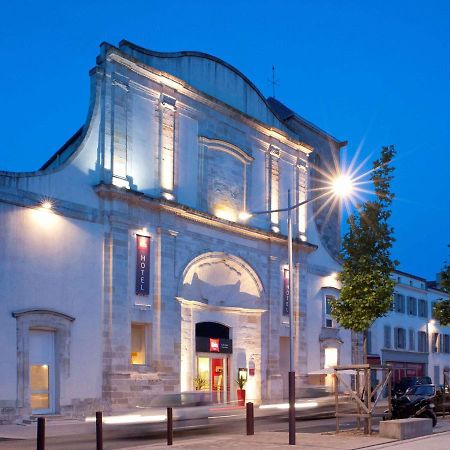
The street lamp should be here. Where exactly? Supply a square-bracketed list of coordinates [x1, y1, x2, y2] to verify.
[239, 176, 353, 445]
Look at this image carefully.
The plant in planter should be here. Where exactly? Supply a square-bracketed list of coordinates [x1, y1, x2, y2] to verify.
[194, 376, 208, 391]
[235, 374, 247, 406]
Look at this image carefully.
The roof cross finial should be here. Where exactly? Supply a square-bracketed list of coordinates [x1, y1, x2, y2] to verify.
[268, 65, 280, 98]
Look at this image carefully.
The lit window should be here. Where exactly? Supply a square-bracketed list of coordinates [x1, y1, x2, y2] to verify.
[324, 347, 338, 368]
[131, 324, 147, 365]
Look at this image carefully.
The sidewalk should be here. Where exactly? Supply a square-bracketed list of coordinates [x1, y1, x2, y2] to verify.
[119, 429, 450, 450]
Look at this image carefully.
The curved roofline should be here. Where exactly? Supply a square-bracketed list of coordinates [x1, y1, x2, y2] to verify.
[119, 39, 286, 128]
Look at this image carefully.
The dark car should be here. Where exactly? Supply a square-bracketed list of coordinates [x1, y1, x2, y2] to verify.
[404, 384, 436, 402]
[394, 376, 432, 396]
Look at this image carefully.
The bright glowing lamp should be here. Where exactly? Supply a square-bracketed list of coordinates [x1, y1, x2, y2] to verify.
[41, 200, 53, 210]
[238, 211, 252, 222]
[332, 175, 353, 198]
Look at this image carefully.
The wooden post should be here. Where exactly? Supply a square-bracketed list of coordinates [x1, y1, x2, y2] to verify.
[96, 411, 103, 450]
[167, 407, 173, 446]
[388, 367, 392, 419]
[363, 368, 369, 434]
[246, 402, 254, 435]
[37, 417, 45, 450]
[367, 368, 372, 434]
[356, 369, 361, 430]
[334, 371, 339, 433]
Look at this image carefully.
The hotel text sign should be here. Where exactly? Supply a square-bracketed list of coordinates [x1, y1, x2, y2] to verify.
[283, 268, 290, 316]
[136, 235, 150, 295]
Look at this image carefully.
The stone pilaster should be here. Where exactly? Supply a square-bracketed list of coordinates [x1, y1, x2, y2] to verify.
[111, 76, 130, 188]
[268, 145, 280, 232]
[159, 94, 177, 200]
[296, 158, 308, 240]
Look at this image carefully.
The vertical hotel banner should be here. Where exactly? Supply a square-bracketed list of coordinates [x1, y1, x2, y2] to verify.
[283, 268, 290, 316]
[136, 235, 150, 295]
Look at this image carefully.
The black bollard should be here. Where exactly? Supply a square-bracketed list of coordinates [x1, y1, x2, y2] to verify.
[167, 407, 173, 445]
[37, 417, 45, 450]
[288, 371, 296, 445]
[96, 411, 103, 450]
[246, 402, 254, 435]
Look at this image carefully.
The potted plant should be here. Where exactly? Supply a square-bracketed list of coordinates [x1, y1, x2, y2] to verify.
[235, 374, 247, 406]
[194, 376, 208, 391]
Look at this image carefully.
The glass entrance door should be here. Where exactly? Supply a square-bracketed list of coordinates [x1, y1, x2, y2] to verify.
[29, 330, 55, 414]
[196, 355, 230, 403]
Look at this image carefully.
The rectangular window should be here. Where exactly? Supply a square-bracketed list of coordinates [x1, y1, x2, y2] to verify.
[418, 299, 428, 318]
[395, 327, 406, 349]
[407, 297, 417, 316]
[394, 294, 405, 313]
[432, 333, 439, 353]
[409, 329, 415, 351]
[384, 325, 391, 348]
[131, 323, 147, 365]
[324, 296, 336, 328]
[434, 365, 440, 385]
[418, 331, 428, 352]
[444, 334, 450, 353]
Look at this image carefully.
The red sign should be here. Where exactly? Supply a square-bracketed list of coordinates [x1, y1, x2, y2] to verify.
[209, 338, 220, 352]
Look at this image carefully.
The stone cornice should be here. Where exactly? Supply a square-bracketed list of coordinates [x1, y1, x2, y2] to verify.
[176, 297, 266, 315]
[0, 185, 100, 224]
[12, 309, 75, 322]
[94, 183, 318, 253]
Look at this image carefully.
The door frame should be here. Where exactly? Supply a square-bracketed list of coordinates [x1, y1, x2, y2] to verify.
[29, 329, 56, 415]
[195, 352, 231, 403]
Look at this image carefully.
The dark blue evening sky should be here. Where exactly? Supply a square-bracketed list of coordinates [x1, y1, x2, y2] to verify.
[1, 0, 449, 280]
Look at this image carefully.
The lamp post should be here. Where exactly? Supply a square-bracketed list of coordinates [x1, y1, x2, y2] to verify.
[239, 175, 353, 446]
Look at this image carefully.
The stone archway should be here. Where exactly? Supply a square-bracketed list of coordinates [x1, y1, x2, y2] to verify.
[178, 252, 264, 307]
[177, 252, 265, 402]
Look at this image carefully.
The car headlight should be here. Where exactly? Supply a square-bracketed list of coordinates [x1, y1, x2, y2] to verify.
[429, 403, 435, 408]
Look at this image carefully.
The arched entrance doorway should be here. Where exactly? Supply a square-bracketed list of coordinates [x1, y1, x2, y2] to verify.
[195, 322, 231, 403]
[177, 252, 265, 403]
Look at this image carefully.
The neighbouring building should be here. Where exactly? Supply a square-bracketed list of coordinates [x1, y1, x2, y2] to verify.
[0, 41, 351, 423]
[368, 270, 450, 386]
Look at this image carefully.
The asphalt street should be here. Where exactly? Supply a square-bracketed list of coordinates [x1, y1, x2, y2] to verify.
[0, 415, 367, 449]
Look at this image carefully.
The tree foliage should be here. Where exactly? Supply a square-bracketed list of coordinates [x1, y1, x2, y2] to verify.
[433, 250, 450, 326]
[330, 146, 398, 337]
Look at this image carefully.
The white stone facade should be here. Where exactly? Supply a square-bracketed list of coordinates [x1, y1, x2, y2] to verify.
[0, 41, 350, 423]
[368, 270, 450, 385]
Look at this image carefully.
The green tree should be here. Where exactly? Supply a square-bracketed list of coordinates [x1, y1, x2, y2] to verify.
[330, 145, 398, 363]
[433, 250, 450, 326]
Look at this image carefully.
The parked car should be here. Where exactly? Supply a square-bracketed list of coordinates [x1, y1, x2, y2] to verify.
[259, 386, 353, 419]
[404, 384, 436, 402]
[393, 376, 432, 397]
[86, 392, 245, 429]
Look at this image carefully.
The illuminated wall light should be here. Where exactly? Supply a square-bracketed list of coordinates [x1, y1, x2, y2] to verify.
[112, 176, 130, 189]
[41, 200, 53, 210]
[162, 191, 175, 201]
[215, 206, 237, 222]
[271, 225, 280, 233]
